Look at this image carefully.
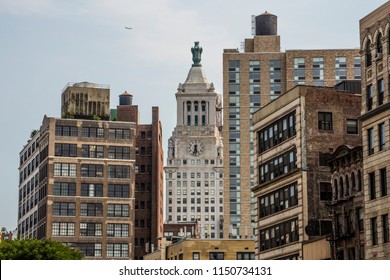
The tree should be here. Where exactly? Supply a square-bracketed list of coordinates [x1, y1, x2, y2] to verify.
[0, 239, 82, 260]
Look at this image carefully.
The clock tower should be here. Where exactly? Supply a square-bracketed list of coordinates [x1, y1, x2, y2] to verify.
[165, 42, 224, 238]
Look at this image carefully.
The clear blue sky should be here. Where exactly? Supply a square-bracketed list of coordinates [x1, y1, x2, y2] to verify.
[0, 0, 386, 230]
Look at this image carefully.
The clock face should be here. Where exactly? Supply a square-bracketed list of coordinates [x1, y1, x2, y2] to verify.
[188, 140, 203, 156]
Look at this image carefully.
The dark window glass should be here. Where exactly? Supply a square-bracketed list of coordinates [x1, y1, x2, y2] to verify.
[318, 112, 332, 130]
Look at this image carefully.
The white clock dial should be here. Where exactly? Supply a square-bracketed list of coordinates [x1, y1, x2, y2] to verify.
[188, 140, 203, 156]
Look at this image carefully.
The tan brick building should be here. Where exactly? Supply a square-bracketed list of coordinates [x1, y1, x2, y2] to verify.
[252, 85, 361, 259]
[223, 12, 360, 239]
[144, 238, 255, 260]
[360, 1, 390, 259]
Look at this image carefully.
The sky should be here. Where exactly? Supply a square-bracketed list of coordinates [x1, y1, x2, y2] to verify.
[0, 0, 387, 230]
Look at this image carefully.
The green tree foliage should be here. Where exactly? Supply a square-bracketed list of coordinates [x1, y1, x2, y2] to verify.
[0, 239, 82, 260]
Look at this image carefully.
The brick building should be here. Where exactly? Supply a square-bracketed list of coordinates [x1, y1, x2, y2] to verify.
[223, 12, 360, 239]
[252, 85, 361, 259]
[327, 145, 364, 259]
[17, 82, 163, 260]
[359, 1, 390, 259]
[115, 92, 164, 259]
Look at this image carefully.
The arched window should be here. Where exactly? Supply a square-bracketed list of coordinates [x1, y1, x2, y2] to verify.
[345, 174, 350, 196]
[187, 101, 191, 126]
[358, 170, 362, 191]
[334, 179, 338, 200]
[339, 177, 344, 198]
[376, 33, 383, 55]
[351, 172, 356, 192]
[366, 40, 372, 67]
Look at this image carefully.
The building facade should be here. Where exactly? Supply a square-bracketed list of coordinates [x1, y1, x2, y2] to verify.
[360, 1, 390, 259]
[18, 130, 40, 239]
[144, 238, 255, 260]
[252, 86, 361, 259]
[222, 12, 361, 239]
[327, 145, 364, 260]
[115, 92, 164, 259]
[165, 42, 224, 238]
[17, 82, 163, 260]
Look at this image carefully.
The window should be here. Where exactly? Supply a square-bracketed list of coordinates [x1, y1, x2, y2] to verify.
[109, 146, 130, 159]
[80, 223, 102, 236]
[53, 182, 76, 196]
[380, 168, 387, 197]
[319, 153, 331, 166]
[81, 184, 103, 197]
[354, 56, 361, 79]
[109, 128, 131, 139]
[320, 182, 332, 201]
[53, 202, 75, 216]
[365, 40, 372, 67]
[369, 172, 376, 200]
[378, 79, 384, 106]
[52, 222, 75, 236]
[54, 163, 77, 177]
[318, 112, 332, 130]
[259, 148, 297, 184]
[312, 57, 324, 86]
[260, 219, 299, 251]
[371, 217, 378, 246]
[294, 58, 305, 84]
[367, 84, 373, 111]
[192, 252, 200, 260]
[383, 214, 389, 243]
[108, 184, 130, 198]
[107, 224, 129, 237]
[258, 111, 296, 153]
[107, 244, 128, 258]
[108, 165, 130, 179]
[259, 183, 298, 218]
[55, 143, 77, 157]
[368, 128, 375, 155]
[55, 125, 78, 137]
[335, 57, 347, 82]
[80, 203, 103, 216]
[82, 145, 104, 158]
[77, 243, 102, 257]
[379, 123, 385, 151]
[209, 252, 224, 260]
[347, 119, 358, 134]
[81, 164, 103, 177]
[82, 127, 104, 138]
[237, 252, 255, 260]
[107, 204, 129, 217]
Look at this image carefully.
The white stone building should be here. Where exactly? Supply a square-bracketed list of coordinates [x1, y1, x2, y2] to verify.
[165, 42, 224, 238]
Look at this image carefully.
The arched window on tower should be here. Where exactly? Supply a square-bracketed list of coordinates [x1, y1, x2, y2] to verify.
[201, 101, 206, 126]
[334, 179, 338, 200]
[187, 101, 192, 126]
[194, 101, 199, 126]
[345, 174, 350, 196]
[339, 176, 344, 198]
[376, 33, 383, 57]
[366, 40, 372, 67]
